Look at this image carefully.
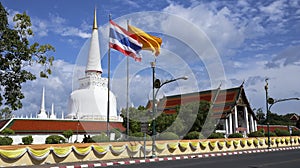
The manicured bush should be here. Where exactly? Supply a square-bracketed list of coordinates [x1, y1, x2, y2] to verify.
[228, 133, 243, 138]
[248, 131, 264, 137]
[92, 133, 109, 142]
[264, 131, 276, 137]
[129, 132, 152, 141]
[274, 129, 290, 136]
[292, 130, 300, 136]
[62, 130, 73, 142]
[45, 135, 65, 144]
[208, 132, 224, 139]
[258, 128, 265, 134]
[157, 132, 179, 140]
[1, 128, 14, 136]
[183, 131, 204, 139]
[0, 137, 13, 145]
[22, 135, 33, 145]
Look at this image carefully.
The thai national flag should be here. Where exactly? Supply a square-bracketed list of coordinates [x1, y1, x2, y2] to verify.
[109, 20, 142, 62]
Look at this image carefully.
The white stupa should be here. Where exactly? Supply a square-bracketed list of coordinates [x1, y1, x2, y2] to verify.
[50, 103, 56, 119]
[37, 87, 48, 119]
[68, 9, 119, 121]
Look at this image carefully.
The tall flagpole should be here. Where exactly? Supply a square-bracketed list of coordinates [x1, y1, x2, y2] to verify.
[126, 20, 130, 139]
[107, 14, 112, 138]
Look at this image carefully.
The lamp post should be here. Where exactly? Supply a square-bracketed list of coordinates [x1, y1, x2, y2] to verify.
[264, 78, 270, 149]
[265, 79, 300, 148]
[151, 61, 156, 158]
[150, 61, 188, 158]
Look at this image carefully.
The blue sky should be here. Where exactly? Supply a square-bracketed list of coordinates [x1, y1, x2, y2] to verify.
[1, 0, 300, 118]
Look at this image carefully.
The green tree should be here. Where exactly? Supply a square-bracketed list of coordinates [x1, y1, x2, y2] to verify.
[1, 128, 14, 137]
[188, 101, 210, 132]
[254, 108, 265, 124]
[62, 130, 73, 143]
[0, 2, 55, 117]
[121, 106, 150, 134]
[121, 101, 210, 137]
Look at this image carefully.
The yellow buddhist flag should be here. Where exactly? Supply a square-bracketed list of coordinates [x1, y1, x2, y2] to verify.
[128, 25, 162, 56]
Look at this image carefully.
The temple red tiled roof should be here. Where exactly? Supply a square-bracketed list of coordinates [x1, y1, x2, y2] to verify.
[0, 119, 125, 134]
[147, 85, 256, 119]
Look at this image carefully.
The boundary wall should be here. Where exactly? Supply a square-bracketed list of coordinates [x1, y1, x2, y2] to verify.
[0, 136, 299, 167]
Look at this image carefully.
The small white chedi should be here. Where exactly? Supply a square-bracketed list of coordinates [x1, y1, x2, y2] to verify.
[67, 10, 120, 121]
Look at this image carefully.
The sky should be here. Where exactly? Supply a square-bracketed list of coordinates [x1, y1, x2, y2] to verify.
[1, 0, 300, 118]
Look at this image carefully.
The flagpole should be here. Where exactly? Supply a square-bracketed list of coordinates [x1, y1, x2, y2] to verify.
[107, 14, 112, 139]
[126, 20, 130, 139]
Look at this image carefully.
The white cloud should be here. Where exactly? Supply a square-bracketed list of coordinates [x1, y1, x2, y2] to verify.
[124, 0, 140, 8]
[224, 57, 300, 115]
[266, 45, 300, 68]
[162, 3, 246, 57]
[6, 7, 91, 41]
[259, 0, 287, 22]
[13, 60, 74, 118]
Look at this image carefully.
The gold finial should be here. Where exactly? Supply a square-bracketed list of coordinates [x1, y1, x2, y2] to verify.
[93, 7, 98, 30]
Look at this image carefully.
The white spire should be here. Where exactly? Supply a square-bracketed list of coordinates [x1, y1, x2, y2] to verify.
[41, 87, 45, 110]
[61, 110, 64, 119]
[85, 8, 102, 74]
[50, 103, 57, 119]
[38, 87, 48, 119]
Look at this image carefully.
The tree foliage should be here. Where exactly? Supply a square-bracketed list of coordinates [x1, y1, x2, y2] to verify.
[0, 2, 55, 117]
[254, 108, 265, 124]
[121, 101, 210, 138]
[254, 107, 298, 126]
[1, 128, 14, 137]
[62, 130, 73, 143]
[120, 106, 151, 134]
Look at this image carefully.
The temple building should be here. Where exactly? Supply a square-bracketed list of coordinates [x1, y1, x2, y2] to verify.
[150, 84, 258, 136]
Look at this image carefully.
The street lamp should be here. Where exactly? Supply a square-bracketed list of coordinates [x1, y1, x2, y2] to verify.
[265, 78, 300, 148]
[268, 98, 300, 110]
[264, 78, 270, 149]
[150, 61, 188, 158]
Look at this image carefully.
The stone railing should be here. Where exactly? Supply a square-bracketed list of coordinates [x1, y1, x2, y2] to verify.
[0, 136, 299, 167]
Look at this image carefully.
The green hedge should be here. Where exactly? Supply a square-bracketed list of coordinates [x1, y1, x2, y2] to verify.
[45, 135, 65, 144]
[248, 131, 264, 137]
[157, 132, 179, 140]
[22, 135, 33, 145]
[228, 133, 243, 138]
[208, 133, 224, 139]
[183, 131, 204, 139]
[292, 130, 300, 136]
[129, 132, 152, 141]
[264, 131, 277, 137]
[0, 137, 13, 145]
[274, 129, 290, 136]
